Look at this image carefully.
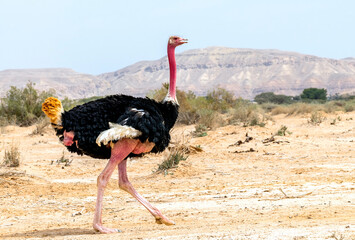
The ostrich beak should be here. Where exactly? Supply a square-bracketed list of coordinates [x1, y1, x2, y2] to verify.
[180, 38, 188, 44]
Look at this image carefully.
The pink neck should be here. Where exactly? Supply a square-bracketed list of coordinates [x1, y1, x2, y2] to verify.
[167, 44, 177, 100]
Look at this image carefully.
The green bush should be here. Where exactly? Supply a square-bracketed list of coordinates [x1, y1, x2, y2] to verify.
[0, 82, 54, 126]
[206, 88, 235, 113]
[301, 88, 327, 101]
[254, 92, 292, 104]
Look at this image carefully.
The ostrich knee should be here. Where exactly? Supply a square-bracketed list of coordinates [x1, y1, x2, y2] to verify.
[97, 172, 111, 189]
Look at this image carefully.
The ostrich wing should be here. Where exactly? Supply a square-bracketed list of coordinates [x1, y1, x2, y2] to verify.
[96, 107, 166, 150]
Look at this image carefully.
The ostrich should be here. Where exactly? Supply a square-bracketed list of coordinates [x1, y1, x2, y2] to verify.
[42, 36, 187, 233]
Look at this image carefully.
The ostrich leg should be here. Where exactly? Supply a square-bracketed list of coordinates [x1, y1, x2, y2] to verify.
[118, 159, 175, 225]
[93, 139, 138, 234]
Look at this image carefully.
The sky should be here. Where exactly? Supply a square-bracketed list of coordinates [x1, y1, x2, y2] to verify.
[1, 0, 355, 75]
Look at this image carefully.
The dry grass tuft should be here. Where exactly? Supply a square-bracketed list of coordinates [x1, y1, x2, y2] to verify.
[271, 100, 355, 116]
[30, 118, 50, 136]
[156, 133, 192, 175]
[344, 102, 355, 112]
[0, 126, 7, 134]
[228, 103, 267, 127]
[192, 124, 208, 137]
[275, 125, 291, 136]
[156, 150, 188, 175]
[51, 151, 73, 166]
[271, 103, 321, 116]
[329, 232, 345, 240]
[3, 143, 20, 167]
[197, 110, 225, 129]
[308, 111, 326, 125]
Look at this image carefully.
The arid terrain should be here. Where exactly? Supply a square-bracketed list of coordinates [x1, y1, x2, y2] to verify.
[0, 113, 354, 240]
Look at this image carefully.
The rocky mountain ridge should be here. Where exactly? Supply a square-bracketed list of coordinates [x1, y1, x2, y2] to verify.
[1, 47, 355, 99]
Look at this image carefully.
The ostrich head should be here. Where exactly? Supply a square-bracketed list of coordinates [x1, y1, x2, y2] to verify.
[164, 36, 188, 105]
[168, 36, 188, 47]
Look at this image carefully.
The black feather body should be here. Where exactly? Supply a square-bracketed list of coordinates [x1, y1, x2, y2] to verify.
[55, 95, 179, 159]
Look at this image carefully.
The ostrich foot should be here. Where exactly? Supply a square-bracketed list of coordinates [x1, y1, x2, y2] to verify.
[93, 224, 121, 234]
[155, 215, 175, 225]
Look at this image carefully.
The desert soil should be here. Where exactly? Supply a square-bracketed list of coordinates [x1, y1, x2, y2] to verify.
[0, 113, 354, 240]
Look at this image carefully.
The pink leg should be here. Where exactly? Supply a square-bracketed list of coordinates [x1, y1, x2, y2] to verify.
[118, 159, 175, 225]
[93, 139, 138, 234]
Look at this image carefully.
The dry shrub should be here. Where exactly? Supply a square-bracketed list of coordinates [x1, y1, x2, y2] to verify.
[270, 100, 355, 115]
[177, 111, 199, 125]
[322, 101, 343, 113]
[197, 109, 225, 129]
[31, 118, 50, 136]
[323, 103, 336, 113]
[229, 101, 266, 127]
[271, 105, 291, 115]
[324, 99, 355, 113]
[287, 103, 318, 115]
[3, 143, 20, 167]
[206, 88, 235, 113]
[156, 148, 188, 175]
[261, 103, 278, 112]
[0, 116, 11, 127]
[0, 126, 7, 134]
[148, 85, 273, 127]
[156, 132, 193, 175]
[275, 125, 291, 136]
[344, 101, 355, 112]
[271, 103, 322, 116]
[192, 124, 208, 137]
[156, 150, 188, 175]
[308, 111, 326, 125]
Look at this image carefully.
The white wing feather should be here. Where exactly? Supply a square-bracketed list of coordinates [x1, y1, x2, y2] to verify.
[96, 123, 142, 147]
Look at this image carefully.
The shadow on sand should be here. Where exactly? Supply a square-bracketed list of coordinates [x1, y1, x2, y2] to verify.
[0, 228, 99, 239]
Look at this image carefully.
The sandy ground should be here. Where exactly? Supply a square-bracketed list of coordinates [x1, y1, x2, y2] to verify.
[0, 113, 354, 240]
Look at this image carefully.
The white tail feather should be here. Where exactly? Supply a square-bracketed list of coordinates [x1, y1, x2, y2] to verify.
[96, 123, 142, 147]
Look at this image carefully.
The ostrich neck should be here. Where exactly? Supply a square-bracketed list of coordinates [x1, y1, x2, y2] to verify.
[167, 44, 177, 101]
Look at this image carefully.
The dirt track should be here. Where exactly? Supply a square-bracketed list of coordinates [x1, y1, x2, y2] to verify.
[0, 113, 354, 240]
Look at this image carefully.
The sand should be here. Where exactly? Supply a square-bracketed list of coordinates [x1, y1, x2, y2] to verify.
[0, 112, 354, 240]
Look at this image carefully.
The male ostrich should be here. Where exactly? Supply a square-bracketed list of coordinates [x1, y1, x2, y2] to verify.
[42, 36, 187, 233]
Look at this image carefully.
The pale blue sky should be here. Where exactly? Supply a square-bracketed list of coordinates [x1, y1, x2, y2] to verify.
[1, 0, 354, 74]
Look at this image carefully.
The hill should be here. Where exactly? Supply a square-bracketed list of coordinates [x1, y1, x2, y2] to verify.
[1, 47, 355, 99]
[0, 68, 109, 99]
[99, 47, 355, 99]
